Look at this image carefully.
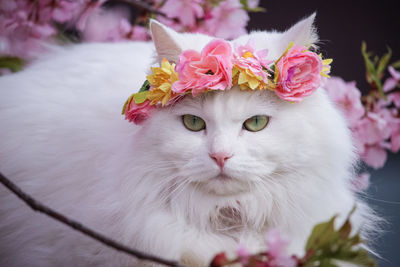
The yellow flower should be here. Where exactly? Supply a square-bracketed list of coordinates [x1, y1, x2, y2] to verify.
[232, 66, 268, 90]
[146, 58, 179, 106]
[320, 57, 333, 78]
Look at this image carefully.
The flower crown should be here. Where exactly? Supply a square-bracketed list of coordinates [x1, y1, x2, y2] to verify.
[122, 39, 332, 124]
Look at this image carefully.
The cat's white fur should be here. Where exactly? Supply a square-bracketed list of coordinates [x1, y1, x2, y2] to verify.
[0, 15, 377, 266]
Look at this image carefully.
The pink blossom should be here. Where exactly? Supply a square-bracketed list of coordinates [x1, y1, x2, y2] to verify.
[387, 111, 400, 153]
[154, 15, 185, 33]
[172, 39, 233, 96]
[160, 0, 204, 28]
[324, 77, 365, 126]
[128, 25, 150, 41]
[265, 229, 296, 267]
[51, 1, 82, 23]
[351, 108, 394, 169]
[75, 0, 107, 31]
[0, 0, 17, 12]
[119, 21, 150, 41]
[354, 111, 391, 146]
[361, 144, 388, 169]
[233, 39, 273, 81]
[82, 8, 128, 42]
[236, 244, 250, 265]
[32, 0, 80, 24]
[352, 172, 370, 192]
[388, 92, 400, 108]
[0, 5, 56, 59]
[124, 99, 153, 125]
[247, 0, 260, 9]
[383, 66, 400, 92]
[202, 0, 248, 39]
[275, 44, 323, 102]
[390, 126, 400, 153]
[0, 0, 88, 59]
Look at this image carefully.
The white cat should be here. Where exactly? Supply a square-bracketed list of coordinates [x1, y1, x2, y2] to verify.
[0, 15, 378, 266]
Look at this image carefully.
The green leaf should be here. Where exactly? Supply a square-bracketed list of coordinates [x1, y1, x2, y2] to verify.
[360, 42, 387, 99]
[121, 90, 150, 115]
[239, 0, 265, 12]
[391, 60, 400, 69]
[208, 0, 224, 8]
[121, 94, 134, 115]
[303, 206, 376, 267]
[0, 56, 25, 73]
[361, 42, 375, 80]
[377, 47, 392, 77]
[338, 219, 351, 239]
[239, 0, 249, 9]
[338, 205, 356, 239]
[319, 258, 338, 267]
[305, 215, 338, 251]
[345, 249, 377, 267]
[139, 80, 150, 92]
[132, 91, 148, 104]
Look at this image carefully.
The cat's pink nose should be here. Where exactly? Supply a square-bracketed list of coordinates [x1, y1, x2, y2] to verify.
[209, 152, 232, 168]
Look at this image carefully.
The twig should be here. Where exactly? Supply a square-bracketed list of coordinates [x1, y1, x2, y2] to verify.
[0, 172, 184, 267]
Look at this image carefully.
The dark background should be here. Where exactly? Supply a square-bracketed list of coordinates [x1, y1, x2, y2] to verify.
[247, 1, 399, 266]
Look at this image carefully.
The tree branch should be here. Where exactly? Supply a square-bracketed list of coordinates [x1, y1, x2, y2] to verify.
[0, 172, 184, 267]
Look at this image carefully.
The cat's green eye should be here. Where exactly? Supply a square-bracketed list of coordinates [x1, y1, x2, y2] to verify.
[243, 115, 269, 132]
[182, 114, 206, 132]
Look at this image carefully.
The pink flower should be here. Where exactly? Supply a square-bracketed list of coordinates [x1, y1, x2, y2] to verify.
[383, 66, 400, 92]
[324, 77, 365, 126]
[35, 0, 80, 24]
[275, 44, 323, 102]
[265, 229, 296, 267]
[386, 110, 400, 153]
[355, 111, 391, 147]
[128, 25, 150, 41]
[351, 108, 394, 169]
[352, 172, 370, 192]
[388, 92, 400, 108]
[154, 15, 185, 33]
[75, 0, 107, 31]
[247, 0, 260, 8]
[0, 6, 56, 59]
[172, 39, 233, 96]
[390, 127, 400, 153]
[361, 144, 388, 169]
[233, 39, 273, 81]
[160, 0, 204, 28]
[0, 0, 17, 12]
[124, 99, 153, 125]
[236, 244, 250, 265]
[0, 0, 86, 60]
[202, 0, 248, 39]
[82, 9, 128, 42]
[51, 1, 82, 23]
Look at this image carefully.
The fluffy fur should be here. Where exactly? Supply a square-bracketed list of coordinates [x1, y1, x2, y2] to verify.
[0, 15, 377, 266]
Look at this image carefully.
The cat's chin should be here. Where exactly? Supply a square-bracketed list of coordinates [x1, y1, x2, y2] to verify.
[194, 174, 251, 196]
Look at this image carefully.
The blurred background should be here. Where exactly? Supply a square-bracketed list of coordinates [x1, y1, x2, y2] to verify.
[247, 1, 399, 266]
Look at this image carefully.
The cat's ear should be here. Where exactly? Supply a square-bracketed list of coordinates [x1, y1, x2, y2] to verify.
[150, 20, 182, 63]
[281, 13, 318, 48]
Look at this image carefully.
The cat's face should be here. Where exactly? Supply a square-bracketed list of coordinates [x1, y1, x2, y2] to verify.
[144, 87, 281, 195]
[130, 16, 353, 198]
[137, 86, 347, 197]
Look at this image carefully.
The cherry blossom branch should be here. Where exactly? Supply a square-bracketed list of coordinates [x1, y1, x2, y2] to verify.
[0, 172, 184, 267]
